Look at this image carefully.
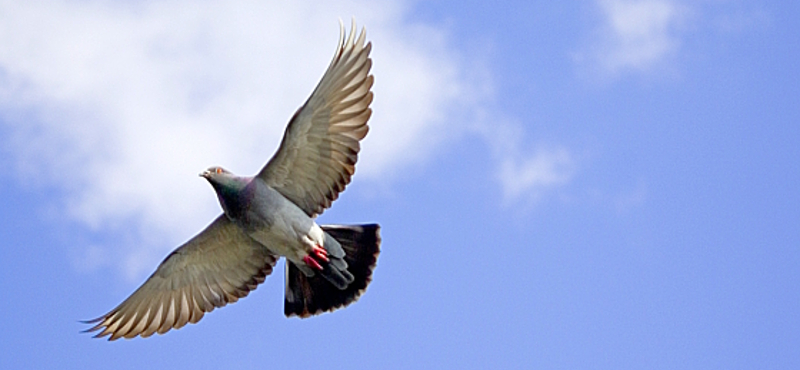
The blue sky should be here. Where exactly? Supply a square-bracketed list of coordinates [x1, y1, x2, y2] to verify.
[1, 0, 798, 369]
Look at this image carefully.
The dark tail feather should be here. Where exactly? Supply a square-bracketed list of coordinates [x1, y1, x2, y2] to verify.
[284, 224, 381, 318]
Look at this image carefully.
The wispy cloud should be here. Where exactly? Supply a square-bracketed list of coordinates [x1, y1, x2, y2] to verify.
[472, 116, 576, 206]
[498, 148, 576, 202]
[0, 1, 482, 280]
[499, 147, 575, 203]
[577, 0, 688, 76]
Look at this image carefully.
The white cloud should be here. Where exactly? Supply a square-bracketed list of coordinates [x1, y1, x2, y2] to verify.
[498, 147, 575, 204]
[579, 0, 687, 75]
[0, 0, 480, 280]
[471, 116, 576, 205]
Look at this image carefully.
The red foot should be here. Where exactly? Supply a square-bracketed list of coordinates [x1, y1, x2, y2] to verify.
[311, 244, 329, 262]
[303, 255, 323, 270]
[303, 244, 329, 271]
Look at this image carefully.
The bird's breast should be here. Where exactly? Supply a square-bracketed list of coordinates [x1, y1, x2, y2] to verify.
[235, 181, 316, 260]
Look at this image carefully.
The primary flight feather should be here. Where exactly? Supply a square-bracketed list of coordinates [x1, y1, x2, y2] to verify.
[84, 19, 380, 341]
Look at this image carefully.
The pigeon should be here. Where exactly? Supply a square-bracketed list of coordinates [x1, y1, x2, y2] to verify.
[84, 19, 380, 341]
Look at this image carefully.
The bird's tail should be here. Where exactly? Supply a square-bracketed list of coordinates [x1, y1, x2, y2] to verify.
[284, 224, 381, 318]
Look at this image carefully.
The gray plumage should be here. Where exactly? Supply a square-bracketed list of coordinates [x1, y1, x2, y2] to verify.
[84, 19, 380, 341]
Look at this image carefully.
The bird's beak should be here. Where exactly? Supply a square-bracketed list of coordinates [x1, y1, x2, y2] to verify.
[200, 170, 210, 178]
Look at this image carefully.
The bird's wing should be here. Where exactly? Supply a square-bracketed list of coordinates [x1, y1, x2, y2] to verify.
[257, 19, 373, 217]
[84, 215, 277, 340]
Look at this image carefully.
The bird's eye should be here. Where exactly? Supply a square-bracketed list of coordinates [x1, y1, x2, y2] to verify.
[215, 168, 223, 174]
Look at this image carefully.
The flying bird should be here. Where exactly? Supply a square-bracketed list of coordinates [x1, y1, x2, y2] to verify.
[84, 19, 380, 340]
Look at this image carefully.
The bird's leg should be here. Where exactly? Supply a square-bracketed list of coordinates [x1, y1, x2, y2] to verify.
[300, 229, 329, 271]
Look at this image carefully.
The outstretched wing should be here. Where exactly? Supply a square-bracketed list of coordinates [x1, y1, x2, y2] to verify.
[84, 215, 277, 340]
[257, 19, 374, 217]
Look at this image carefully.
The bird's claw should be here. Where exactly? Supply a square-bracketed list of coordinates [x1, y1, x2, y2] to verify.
[303, 244, 329, 271]
[303, 255, 323, 270]
[312, 244, 329, 262]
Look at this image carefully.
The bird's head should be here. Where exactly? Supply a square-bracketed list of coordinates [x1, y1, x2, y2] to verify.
[200, 166, 248, 195]
[200, 166, 248, 190]
[200, 166, 232, 182]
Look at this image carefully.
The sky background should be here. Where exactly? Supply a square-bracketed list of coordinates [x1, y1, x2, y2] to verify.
[1, 0, 798, 369]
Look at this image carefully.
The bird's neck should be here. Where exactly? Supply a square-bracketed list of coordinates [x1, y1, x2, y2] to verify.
[215, 177, 252, 219]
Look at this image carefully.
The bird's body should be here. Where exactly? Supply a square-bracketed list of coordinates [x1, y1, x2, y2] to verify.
[205, 168, 355, 288]
[85, 19, 380, 340]
[211, 173, 322, 268]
